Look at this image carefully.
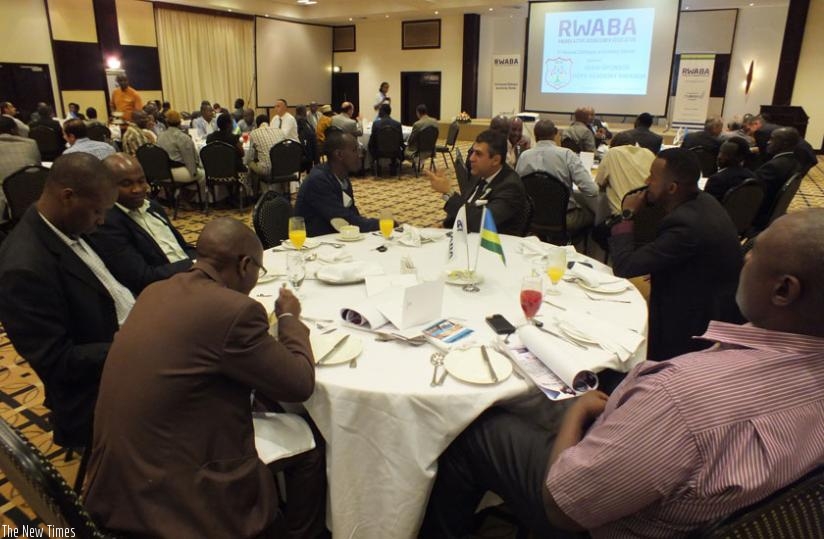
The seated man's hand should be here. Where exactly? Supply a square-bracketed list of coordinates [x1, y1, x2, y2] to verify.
[425, 169, 452, 194]
[568, 390, 609, 426]
[622, 188, 648, 213]
[275, 287, 301, 318]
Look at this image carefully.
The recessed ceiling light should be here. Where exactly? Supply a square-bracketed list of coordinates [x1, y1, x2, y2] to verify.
[385, 14, 389, 18]
[749, 2, 755, 5]
[348, 17, 353, 21]
[434, 11, 439, 15]
[489, 7, 494, 11]
[228, 8, 232, 12]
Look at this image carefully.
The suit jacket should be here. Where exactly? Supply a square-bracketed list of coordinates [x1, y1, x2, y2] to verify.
[753, 152, 801, 228]
[87, 200, 195, 296]
[704, 166, 756, 202]
[681, 131, 721, 156]
[407, 116, 439, 153]
[609, 192, 742, 361]
[330, 114, 363, 137]
[294, 163, 380, 236]
[369, 116, 403, 156]
[623, 127, 663, 155]
[444, 164, 528, 236]
[0, 207, 118, 447]
[562, 121, 596, 152]
[84, 263, 315, 538]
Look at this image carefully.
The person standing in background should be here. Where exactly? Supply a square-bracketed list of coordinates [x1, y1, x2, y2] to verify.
[110, 74, 143, 122]
[373, 82, 391, 118]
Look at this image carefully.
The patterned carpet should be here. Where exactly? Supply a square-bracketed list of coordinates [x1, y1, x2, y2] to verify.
[1, 145, 822, 534]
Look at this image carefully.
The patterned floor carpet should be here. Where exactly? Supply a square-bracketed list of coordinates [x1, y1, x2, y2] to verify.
[1, 145, 822, 534]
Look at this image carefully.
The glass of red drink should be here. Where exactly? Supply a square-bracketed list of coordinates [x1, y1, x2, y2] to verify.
[520, 275, 543, 322]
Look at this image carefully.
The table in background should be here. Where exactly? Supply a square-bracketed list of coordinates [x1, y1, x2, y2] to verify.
[251, 232, 648, 539]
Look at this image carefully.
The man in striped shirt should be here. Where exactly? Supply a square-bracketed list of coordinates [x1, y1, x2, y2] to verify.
[421, 209, 824, 538]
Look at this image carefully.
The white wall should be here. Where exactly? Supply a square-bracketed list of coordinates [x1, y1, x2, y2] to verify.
[1, 0, 62, 115]
[333, 15, 463, 121]
[792, 0, 824, 149]
[722, 5, 789, 122]
[477, 14, 527, 118]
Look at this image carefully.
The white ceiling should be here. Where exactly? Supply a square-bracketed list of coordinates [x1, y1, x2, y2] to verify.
[148, 0, 789, 25]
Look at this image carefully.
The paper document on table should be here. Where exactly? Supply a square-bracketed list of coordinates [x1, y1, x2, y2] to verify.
[517, 325, 599, 392]
[373, 279, 444, 330]
[500, 343, 577, 400]
[340, 300, 389, 329]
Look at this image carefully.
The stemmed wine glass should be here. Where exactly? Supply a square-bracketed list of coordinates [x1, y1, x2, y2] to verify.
[545, 249, 567, 296]
[520, 275, 543, 323]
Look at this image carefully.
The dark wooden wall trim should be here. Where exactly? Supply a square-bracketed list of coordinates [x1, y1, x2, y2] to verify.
[461, 13, 480, 118]
[773, 0, 810, 106]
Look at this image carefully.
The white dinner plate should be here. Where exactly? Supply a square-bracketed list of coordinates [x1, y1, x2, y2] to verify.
[335, 234, 365, 242]
[281, 238, 320, 250]
[443, 347, 512, 385]
[311, 333, 363, 365]
[315, 266, 365, 285]
[445, 270, 484, 286]
[575, 280, 629, 295]
[556, 322, 599, 345]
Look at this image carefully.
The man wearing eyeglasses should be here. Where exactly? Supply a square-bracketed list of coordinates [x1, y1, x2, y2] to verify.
[85, 217, 328, 539]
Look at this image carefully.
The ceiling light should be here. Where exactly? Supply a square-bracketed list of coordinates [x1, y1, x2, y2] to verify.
[385, 14, 389, 18]
[349, 17, 353, 21]
[228, 8, 232, 12]
[489, 7, 494, 11]
[434, 11, 439, 15]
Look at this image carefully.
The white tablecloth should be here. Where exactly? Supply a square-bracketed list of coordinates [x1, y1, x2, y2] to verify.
[251, 232, 648, 538]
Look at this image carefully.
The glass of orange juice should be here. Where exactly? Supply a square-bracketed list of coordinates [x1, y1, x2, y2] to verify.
[288, 216, 306, 250]
[379, 211, 394, 242]
[545, 248, 567, 295]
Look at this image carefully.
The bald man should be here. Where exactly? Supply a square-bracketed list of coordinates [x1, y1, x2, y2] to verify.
[0, 153, 133, 448]
[561, 108, 597, 152]
[423, 209, 824, 538]
[88, 153, 195, 296]
[85, 218, 327, 539]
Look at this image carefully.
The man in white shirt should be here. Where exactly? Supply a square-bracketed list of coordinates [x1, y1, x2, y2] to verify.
[192, 104, 217, 139]
[595, 131, 656, 214]
[0, 101, 30, 137]
[516, 119, 599, 234]
[62, 119, 116, 160]
[0, 152, 134, 448]
[89, 153, 195, 296]
[271, 98, 299, 141]
[246, 114, 287, 192]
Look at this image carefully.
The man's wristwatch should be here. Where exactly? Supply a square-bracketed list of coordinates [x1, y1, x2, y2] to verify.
[442, 191, 455, 202]
[620, 209, 635, 222]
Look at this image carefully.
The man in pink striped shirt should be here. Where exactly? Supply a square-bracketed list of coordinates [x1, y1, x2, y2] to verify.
[421, 209, 824, 538]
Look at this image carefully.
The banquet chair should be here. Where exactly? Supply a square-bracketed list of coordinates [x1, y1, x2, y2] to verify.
[693, 466, 824, 538]
[435, 121, 460, 169]
[86, 124, 111, 143]
[266, 139, 303, 201]
[521, 171, 573, 245]
[0, 420, 116, 538]
[453, 148, 472, 196]
[371, 125, 404, 178]
[29, 125, 64, 161]
[253, 190, 292, 249]
[2, 164, 49, 225]
[690, 146, 718, 177]
[766, 172, 803, 226]
[406, 125, 439, 177]
[200, 141, 247, 212]
[136, 143, 204, 218]
[560, 136, 581, 154]
[721, 179, 764, 237]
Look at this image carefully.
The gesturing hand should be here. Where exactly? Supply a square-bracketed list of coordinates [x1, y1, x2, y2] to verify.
[424, 169, 451, 194]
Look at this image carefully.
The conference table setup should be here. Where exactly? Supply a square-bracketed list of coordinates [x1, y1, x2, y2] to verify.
[250, 227, 649, 538]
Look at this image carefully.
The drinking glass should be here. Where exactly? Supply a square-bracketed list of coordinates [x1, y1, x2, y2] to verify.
[520, 275, 543, 322]
[286, 252, 305, 293]
[288, 216, 306, 250]
[379, 211, 394, 241]
[545, 249, 567, 296]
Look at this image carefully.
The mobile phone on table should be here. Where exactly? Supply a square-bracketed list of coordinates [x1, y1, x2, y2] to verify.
[486, 314, 517, 335]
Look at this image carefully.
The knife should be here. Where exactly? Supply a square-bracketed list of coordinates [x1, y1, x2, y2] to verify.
[317, 334, 350, 365]
[480, 345, 499, 383]
[535, 325, 588, 350]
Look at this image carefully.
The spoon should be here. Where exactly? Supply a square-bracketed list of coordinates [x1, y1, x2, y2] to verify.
[430, 353, 445, 386]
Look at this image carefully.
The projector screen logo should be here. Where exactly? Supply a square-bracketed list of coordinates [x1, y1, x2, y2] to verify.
[545, 57, 573, 89]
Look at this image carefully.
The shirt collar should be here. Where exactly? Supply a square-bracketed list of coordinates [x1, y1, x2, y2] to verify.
[38, 211, 79, 243]
[771, 151, 794, 160]
[535, 140, 556, 147]
[481, 167, 503, 184]
[700, 321, 824, 354]
[116, 199, 150, 215]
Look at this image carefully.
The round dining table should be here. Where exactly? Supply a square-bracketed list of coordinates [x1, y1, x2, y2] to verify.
[251, 231, 648, 539]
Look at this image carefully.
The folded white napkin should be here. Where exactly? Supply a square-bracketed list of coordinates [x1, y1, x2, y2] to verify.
[567, 262, 622, 288]
[317, 251, 353, 264]
[555, 311, 644, 362]
[316, 261, 383, 283]
[398, 225, 422, 247]
[253, 412, 316, 464]
[519, 238, 577, 259]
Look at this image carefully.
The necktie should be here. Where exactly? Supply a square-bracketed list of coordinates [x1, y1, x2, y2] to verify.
[470, 180, 487, 203]
[278, 118, 282, 129]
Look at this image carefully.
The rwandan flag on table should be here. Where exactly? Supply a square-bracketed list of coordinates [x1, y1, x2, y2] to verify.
[479, 207, 506, 266]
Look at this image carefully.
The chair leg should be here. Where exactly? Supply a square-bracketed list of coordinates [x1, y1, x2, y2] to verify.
[172, 188, 179, 220]
[73, 446, 91, 493]
[442, 152, 450, 169]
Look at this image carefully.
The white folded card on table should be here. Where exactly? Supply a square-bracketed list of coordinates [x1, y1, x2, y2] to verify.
[372, 279, 444, 330]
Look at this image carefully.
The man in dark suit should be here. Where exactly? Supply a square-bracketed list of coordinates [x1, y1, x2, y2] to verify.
[610, 148, 742, 361]
[88, 153, 195, 296]
[0, 153, 134, 448]
[295, 131, 382, 236]
[368, 103, 403, 174]
[681, 116, 723, 156]
[746, 114, 780, 160]
[621, 112, 663, 155]
[427, 129, 528, 236]
[84, 218, 326, 539]
[704, 140, 756, 202]
[752, 127, 803, 229]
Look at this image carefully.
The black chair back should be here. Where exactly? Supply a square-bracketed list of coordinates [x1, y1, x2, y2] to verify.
[268, 139, 303, 184]
[695, 466, 824, 538]
[0, 420, 114, 538]
[374, 125, 404, 158]
[521, 171, 571, 244]
[767, 172, 803, 225]
[200, 141, 245, 211]
[454, 148, 472, 197]
[3, 165, 49, 223]
[721, 179, 765, 236]
[416, 126, 439, 159]
[136, 143, 173, 185]
[691, 146, 719, 177]
[29, 125, 63, 161]
[621, 186, 665, 247]
[87, 124, 111, 143]
[560, 136, 581, 154]
[253, 191, 293, 248]
[444, 121, 460, 147]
